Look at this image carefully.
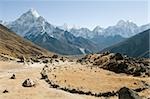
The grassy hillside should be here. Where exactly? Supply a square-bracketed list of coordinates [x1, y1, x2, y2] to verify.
[0, 24, 51, 58]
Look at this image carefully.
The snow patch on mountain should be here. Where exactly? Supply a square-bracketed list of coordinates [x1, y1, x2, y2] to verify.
[79, 48, 86, 55]
[29, 8, 40, 18]
[69, 27, 94, 39]
[92, 26, 104, 35]
[58, 23, 68, 31]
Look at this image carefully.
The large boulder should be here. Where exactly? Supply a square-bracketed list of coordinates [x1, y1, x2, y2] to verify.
[118, 87, 141, 99]
[22, 78, 35, 87]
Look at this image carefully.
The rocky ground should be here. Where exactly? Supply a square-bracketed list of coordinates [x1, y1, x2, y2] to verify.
[0, 53, 150, 99]
[77, 52, 150, 77]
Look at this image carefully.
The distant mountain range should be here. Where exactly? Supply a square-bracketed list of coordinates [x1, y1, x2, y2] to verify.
[101, 29, 150, 58]
[0, 24, 50, 58]
[0, 9, 149, 55]
[4, 9, 98, 55]
[69, 20, 150, 38]
[69, 20, 150, 50]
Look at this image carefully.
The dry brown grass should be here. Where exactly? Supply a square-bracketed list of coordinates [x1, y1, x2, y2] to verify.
[47, 62, 150, 97]
[0, 24, 51, 58]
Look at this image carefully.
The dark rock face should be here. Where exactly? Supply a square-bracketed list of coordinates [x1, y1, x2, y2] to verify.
[118, 87, 141, 99]
[103, 60, 128, 73]
[114, 53, 123, 60]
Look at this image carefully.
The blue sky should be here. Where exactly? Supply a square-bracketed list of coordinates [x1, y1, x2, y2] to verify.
[0, 0, 149, 29]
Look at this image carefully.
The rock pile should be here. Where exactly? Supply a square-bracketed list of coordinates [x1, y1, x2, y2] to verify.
[77, 52, 150, 76]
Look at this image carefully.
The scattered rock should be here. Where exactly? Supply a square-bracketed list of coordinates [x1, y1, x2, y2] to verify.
[55, 60, 59, 62]
[10, 74, 16, 79]
[40, 72, 48, 79]
[22, 78, 35, 87]
[31, 58, 40, 63]
[3, 89, 9, 93]
[42, 59, 48, 63]
[102, 51, 110, 56]
[118, 87, 142, 99]
[60, 57, 66, 62]
[17, 56, 25, 63]
[52, 54, 58, 58]
[134, 87, 147, 92]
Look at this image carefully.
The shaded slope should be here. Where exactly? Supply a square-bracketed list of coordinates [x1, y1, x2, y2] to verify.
[25, 32, 82, 55]
[101, 29, 150, 58]
[91, 35, 125, 50]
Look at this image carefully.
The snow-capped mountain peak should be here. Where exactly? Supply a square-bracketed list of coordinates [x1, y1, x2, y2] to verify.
[58, 23, 68, 31]
[7, 9, 53, 37]
[116, 20, 138, 28]
[0, 20, 8, 26]
[28, 8, 40, 18]
[16, 8, 40, 23]
[116, 20, 126, 26]
[92, 26, 104, 36]
[93, 26, 103, 33]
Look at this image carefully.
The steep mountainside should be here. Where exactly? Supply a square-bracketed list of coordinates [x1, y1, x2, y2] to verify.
[0, 24, 50, 58]
[101, 29, 150, 58]
[91, 35, 125, 50]
[25, 31, 82, 55]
